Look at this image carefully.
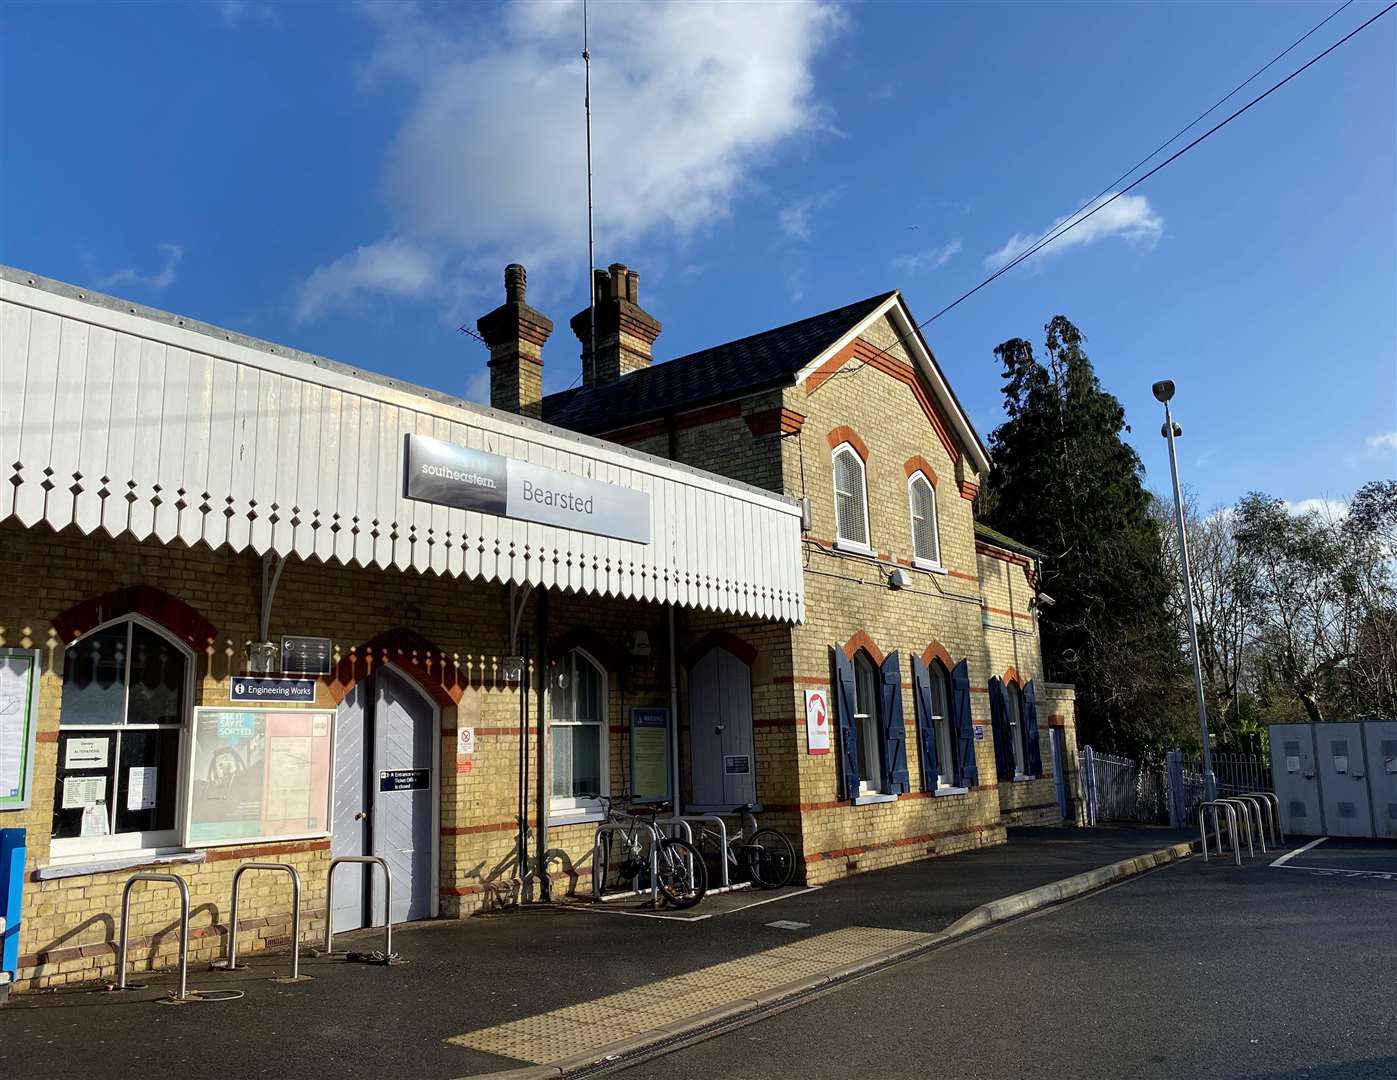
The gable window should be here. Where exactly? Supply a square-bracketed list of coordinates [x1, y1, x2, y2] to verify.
[927, 659, 957, 788]
[551, 649, 607, 818]
[833, 443, 871, 551]
[53, 618, 191, 857]
[1005, 681, 1027, 778]
[908, 472, 941, 568]
[852, 652, 884, 793]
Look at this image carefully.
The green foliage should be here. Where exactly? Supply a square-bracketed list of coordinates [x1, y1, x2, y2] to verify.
[981, 316, 1189, 759]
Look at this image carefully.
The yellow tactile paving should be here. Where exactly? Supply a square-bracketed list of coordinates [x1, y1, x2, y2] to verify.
[446, 925, 934, 1064]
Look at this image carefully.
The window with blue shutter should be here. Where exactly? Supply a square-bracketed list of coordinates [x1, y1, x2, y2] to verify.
[952, 660, 977, 786]
[911, 655, 938, 793]
[1023, 680, 1044, 777]
[831, 647, 862, 801]
[878, 652, 909, 795]
[989, 676, 1013, 781]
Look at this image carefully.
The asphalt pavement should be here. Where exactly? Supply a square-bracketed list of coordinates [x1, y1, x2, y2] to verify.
[0, 826, 1188, 1079]
[612, 839, 1397, 1080]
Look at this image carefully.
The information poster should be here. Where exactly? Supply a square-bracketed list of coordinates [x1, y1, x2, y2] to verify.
[0, 649, 40, 810]
[804, 689, 831, 756]
[186, 708, 334, 846]
[630, 708, 672, 804]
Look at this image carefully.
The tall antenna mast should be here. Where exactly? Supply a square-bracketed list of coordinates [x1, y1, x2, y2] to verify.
[583, 0, 597, 384]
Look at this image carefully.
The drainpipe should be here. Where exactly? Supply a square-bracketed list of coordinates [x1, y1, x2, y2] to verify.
[668, 604, 681, 814]
[534, 590, 550, 901]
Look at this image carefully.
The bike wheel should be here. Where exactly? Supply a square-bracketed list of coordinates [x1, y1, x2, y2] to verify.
[744, 828, 796, 889]
[655, 837, 708, 909]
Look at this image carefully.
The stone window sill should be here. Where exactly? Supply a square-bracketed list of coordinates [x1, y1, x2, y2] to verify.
[912, 558, 948, 575]
[852, 792, 898, 806]
[548, 810, 606, 829]
[933, 786, 970, 797]
[35, 848, 206, 882]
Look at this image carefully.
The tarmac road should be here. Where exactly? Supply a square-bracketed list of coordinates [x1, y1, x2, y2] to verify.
[613, 839, 1397, 1080]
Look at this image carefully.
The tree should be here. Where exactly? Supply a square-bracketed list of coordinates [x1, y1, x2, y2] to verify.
[979, 316, 1189, 759]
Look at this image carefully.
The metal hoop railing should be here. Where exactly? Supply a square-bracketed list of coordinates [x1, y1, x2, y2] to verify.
[665, 813, 732, 890]
[219, 863, 303, 980]
[115, 873, 191, 999]
[1233, 795, 1270, 854]
[325, 856, 393, 959]
[592, 817, 661, 904]
[1198, 801, 1241, 866]
[1242, 791, 1285, 844]
[1217, 797, 1257, 858]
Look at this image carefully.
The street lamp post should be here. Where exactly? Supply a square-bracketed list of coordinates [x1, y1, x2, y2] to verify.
[1153, 380, 1217, 803]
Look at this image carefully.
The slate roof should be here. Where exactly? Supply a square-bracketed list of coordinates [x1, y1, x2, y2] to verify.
[541, 291, 896, 435]
[974, 522, 1046, 560]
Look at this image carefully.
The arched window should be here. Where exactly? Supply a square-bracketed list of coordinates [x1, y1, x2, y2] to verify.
[54, 617, 191, 854]
[550, 649, 607, 816]
[832, 443, 870, 550]
[1005, 681, 1027, 778]
[927, 659, 956, 788]
[852, 651, 883, 793]
[907, 472, 941, 567]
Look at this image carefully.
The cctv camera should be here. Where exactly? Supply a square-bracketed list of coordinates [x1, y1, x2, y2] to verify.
[1151, 380, 1175, 403]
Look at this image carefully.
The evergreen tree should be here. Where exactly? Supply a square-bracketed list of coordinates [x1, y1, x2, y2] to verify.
[979, 316, 1189, 759]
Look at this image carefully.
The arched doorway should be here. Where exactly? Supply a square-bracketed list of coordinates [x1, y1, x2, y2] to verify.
[331, 664, 439, 932]
[687, 647, 756, 810]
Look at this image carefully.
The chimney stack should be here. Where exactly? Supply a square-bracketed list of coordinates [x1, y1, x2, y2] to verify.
[477, 263, 553, 418]
[569, 262, 662, 388]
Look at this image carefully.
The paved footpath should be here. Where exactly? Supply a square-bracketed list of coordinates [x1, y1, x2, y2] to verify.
[0, 826, 1195, 1080]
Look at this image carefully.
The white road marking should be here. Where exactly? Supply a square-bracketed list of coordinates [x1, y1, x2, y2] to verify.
[587, 886, 820, 922]
[1272, 864, 1396, 882]
[1270, 836, 1326, 867]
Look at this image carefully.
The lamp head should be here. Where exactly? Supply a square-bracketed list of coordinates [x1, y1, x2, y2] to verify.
[1151, 380, 1175, 403]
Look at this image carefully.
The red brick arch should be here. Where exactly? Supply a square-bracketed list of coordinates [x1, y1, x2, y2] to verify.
[841, 629, 886, 667]
[549, 627, 624, 673]
[51, 585, 218, 650]
[683, 629, 757, 669]
[903, 455, 939, 487]
[826, 425, 870, 461]
[1002, 665, 1025, 688]
[921, 641, 955, 672]
[326, 628, 469, 707]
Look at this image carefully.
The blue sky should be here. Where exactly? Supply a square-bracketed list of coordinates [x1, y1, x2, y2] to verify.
[2, 0, 1393, 513]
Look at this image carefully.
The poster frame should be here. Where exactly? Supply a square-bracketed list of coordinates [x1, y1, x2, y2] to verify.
[629, 706, 672, 805]
[182, 705, 337, 849]
[0, 648, 41, 811]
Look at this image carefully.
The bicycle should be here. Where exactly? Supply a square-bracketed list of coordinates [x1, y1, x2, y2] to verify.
[592, 794, 708, 909]
[694, 804, 796, 889]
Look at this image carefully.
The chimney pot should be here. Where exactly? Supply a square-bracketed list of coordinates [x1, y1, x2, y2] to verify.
[571, 261, 662, 387]
[504, 263, 527, 303]
[477, 263, 552, 418]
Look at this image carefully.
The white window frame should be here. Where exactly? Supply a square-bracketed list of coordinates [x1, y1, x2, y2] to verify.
[852, 652, 884, 796]
[1006, 682, 1028, 780]
[50, 615, 194, 862]
[831, 442, 873, 555]
[549, 648, 609, 822]
[927, 659, 959, 791]
[907, 471, 943, 571]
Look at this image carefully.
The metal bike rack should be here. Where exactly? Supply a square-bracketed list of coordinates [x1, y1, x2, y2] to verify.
[325, 856, 393, 960]
[1233, 795, 1270, 854]
[1217, 798, 1257, 858]
[1198, 801, 1241, 865]
[114, 873, 191, 1000]
[1242, 791, 1285, 844]
[665, 813, 735, 891]
[217, 862, 304, 981]
[592, 818, 660, 905]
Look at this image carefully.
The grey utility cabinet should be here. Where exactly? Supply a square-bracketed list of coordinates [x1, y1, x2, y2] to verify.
[1268, 721, 1397, 839]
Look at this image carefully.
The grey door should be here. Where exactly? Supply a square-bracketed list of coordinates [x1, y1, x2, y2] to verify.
[687, 648, 756, 810]
[1362, 720, 1397, 840]
[1269, 723, 1322, 837]
[330, 668, 436, 932]
[1315, 722, 1375, 838]
[1050, 728, 1069, 820]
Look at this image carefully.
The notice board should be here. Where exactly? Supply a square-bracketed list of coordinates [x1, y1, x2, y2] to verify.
[185, 708, 334, 846]
[0, 649, 40, 811]
[630, 707, 672, 804]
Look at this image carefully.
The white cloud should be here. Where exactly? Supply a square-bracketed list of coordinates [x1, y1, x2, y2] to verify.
[98, 244, 183, 293]
[893, 239, 961, 274]
[1365, 431, 1397, 455]
[218, 1, 279, 27]
[294, 237, 442, 322]
[1284, 498, 1349, 520]
[985, 192, 1164, 269]
[778, 187, 844, 242]
[297, 0, 844, 320]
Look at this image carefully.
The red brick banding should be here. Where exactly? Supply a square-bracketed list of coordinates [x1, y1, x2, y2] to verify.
[745, 407, 807, 437]
[921, 641, 955, 671]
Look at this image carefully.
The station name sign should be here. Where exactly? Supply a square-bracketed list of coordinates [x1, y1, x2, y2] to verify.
[404, 434, 651, 545]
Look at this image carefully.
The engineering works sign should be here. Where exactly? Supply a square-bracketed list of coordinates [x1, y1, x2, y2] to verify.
[404, 434, 651, 545]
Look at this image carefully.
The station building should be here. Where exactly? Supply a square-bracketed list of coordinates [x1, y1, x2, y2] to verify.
[0, 261, 1075, 995]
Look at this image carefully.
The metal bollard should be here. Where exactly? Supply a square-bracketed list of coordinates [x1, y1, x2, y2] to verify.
[222, 863, 303, 980]
[325, 856, 393, 960]
[116, 873, 191, 999]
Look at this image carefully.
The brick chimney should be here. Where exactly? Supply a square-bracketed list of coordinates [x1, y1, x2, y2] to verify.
[569, 262, 662, 388]
[477, 264, 553, 418]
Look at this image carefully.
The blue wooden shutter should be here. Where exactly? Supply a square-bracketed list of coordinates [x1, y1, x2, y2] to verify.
[952, 660, 978, 786]
[911, 655, 938, 793]
[989, 676, 1013, 780]
[832, 647, 861, 801]
[1023, 680, 1044, 776]
[879, 651, 910, 795]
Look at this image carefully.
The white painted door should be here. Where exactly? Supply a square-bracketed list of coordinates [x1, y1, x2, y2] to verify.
[687, 648, 756, 809]
[331, 682, 371, 933]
